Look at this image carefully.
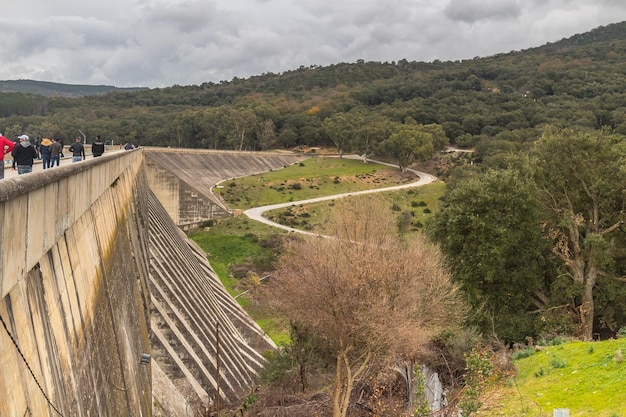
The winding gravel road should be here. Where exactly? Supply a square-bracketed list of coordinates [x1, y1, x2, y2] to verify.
[243, 156, 437, 235]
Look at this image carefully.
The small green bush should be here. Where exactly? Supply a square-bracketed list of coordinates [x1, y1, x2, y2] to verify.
[259, 347, 295, 385]
[617, 327, 626, 339]
[512, 348, 535, 361]
[550, 357, 566, 369]
[199, 219, 214, 228]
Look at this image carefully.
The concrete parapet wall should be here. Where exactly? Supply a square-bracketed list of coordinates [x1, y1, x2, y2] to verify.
[0, 150, 143, 297]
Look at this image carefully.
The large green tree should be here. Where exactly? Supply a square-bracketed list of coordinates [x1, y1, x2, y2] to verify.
[384, 124, 435, 171]
[428, 168, 552, 342]
[532, 128, 626, 340]
[322, 113, 356, 158]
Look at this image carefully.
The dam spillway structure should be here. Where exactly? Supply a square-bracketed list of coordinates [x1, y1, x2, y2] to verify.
[0, 148, 308, 416]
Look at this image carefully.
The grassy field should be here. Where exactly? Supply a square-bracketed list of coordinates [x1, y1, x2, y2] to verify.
[263, 181, 446, 233]
[480, 339, 626, 417]
[215, 156, 417, 210]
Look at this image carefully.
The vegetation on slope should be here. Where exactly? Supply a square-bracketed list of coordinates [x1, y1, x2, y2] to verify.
[481, 339, 626, 417]
[190, 156, 445, 344]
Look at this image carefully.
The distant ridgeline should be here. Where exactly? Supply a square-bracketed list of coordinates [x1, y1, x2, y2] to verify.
[0, 79, 147, 97]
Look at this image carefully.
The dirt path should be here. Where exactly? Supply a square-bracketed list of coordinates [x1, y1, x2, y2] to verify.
[243, 156, 437, 235]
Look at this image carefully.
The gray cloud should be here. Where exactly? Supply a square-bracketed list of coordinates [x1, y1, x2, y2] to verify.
[0, 0, 625, 87]
[444, 0, 522, 23]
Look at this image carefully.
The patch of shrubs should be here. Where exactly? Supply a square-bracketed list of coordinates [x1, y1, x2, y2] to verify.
[512, 348, 535, 361]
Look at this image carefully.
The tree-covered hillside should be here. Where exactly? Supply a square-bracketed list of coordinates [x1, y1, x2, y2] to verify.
[0, 79, 146, 98]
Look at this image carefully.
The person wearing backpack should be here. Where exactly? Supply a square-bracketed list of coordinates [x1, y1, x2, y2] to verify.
[91, 135, 105, 157]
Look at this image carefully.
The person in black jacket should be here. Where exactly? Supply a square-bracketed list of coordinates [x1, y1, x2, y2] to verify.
[91, 135, 105, 157]
[11, 135, 38, 174]
[69, 137, 85, 163]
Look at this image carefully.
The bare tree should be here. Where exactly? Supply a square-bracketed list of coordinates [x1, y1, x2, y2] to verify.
[270, 197, 465, 417]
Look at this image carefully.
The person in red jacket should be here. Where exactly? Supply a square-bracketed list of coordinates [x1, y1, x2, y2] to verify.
[0, 133, 16, 179]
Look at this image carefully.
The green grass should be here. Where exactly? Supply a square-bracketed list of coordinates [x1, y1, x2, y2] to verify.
[215, 157, 415, 209]
[189, 216, 291, 341]
[264, 181, 446, 233]
[189, 217, 283, 295]
[482, 339, 626, 417]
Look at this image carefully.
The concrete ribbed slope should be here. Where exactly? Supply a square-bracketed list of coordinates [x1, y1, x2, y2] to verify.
[144, 149, 308, 227]
[146, 149, 308, 197]
[147, 191, 273, 411]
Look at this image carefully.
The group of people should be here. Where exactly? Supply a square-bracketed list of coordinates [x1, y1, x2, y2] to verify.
[0, 134, 107, 179]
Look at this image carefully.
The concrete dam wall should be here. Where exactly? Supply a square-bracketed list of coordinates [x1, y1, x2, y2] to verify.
[0, 149, 307, 416]
[0, 151, 152, 417]
[145, 148, 307, 229]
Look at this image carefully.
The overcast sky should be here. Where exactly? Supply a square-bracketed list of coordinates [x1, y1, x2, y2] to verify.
[1, 0, 625, 88]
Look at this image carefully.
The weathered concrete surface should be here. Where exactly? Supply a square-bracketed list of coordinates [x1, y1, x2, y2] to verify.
[148, 191, 275, 413]
[0, 150, 152, 416]
[144, 148, 308, 228]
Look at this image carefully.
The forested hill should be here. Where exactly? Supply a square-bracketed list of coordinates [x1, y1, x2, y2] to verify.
[1, 21, 626, 149]
[0, 79, 147, 98]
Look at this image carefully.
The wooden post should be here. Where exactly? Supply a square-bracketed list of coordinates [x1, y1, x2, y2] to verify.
[215, 322, 221, 416]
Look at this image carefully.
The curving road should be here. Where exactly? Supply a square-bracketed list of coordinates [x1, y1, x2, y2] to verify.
[243, 156, 437, 235]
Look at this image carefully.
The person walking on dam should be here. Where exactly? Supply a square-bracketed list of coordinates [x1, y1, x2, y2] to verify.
[91, 135, 105, 157]
[0, 133, 16, 179]
[39, 137, 53, 169]
[50, 138, 63, 167]
[69, 137, 85, 163]
[11, 135, 38, 175]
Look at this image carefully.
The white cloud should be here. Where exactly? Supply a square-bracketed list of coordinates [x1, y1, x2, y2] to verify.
[0, 0, 625, 87]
